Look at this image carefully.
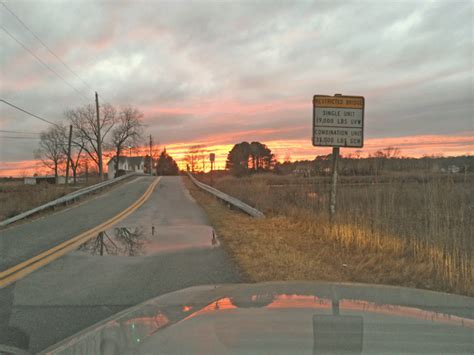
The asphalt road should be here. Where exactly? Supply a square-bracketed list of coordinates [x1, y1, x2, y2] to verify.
[0, 176, 240, 353]
[0, 176, 152, 272]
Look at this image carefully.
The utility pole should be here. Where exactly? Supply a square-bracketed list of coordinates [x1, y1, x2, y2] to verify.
[65, 125, 73, 185]
[210, 160, 214, 186]
[95, 92, 104, 180]
[85, 160, 89, 183]
[209, 153, 215, 186]
[149, 135, 153, 176]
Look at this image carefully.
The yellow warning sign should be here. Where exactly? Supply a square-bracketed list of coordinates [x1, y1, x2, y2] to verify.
[313, 95, 364, 109]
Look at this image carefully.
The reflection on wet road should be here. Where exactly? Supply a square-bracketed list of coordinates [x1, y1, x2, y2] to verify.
[43, 283, 474, 355]
[78, 174, 223, 257]
[79, 227, 145, 256]
[79, 225, 219, 256]
[1, 176, 239, 353]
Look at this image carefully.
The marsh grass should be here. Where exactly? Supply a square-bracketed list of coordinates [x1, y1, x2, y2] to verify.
[0, 178, 101, 221]
[191, 173, 473, 296]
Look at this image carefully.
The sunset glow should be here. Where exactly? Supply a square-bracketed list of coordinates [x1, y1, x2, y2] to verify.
[265, 295, 474, 328]
[2, 132, 472, 177]
[180, 294, 474, 329]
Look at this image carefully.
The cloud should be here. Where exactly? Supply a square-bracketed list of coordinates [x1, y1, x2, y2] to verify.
[0, 0, 472, 170]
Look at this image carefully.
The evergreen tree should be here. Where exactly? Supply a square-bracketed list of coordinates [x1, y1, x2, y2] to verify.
[226, 141, 275, 177]
[156, 149, 179, 176]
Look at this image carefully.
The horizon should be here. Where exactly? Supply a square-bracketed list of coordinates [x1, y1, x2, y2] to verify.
[2, 138, 472, 178]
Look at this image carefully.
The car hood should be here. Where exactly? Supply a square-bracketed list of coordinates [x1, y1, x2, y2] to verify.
[42, 281, 473, 354]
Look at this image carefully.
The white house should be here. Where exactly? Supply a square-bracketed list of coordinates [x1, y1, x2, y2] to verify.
[292, 167, 312, 177]
[107, 156, 145, 179]
[447, 165, 460, 174]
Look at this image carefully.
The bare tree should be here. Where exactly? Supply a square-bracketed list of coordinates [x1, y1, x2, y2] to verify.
[383, 146, 401, 159]
[110, 106, 144, 177]
[56, 124, 86, 184]
[184, 145, 206, 172]
[198, 149, 207, 172]
[149, 141, 161, 161]
[68, 131, 86, 184]
[35, 125, 67, 181]
[66, 103, 116, 175]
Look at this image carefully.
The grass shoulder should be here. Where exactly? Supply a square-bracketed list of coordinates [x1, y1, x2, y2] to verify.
[0, 177, 133, 227]
[184, 175, 472, 297]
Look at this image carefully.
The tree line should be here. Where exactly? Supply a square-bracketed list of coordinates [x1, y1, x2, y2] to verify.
[275, 150, 474, 176]
[210, 142, 472, 177]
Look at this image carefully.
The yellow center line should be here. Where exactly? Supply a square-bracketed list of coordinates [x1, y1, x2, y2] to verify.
[0, 177, 161, 288]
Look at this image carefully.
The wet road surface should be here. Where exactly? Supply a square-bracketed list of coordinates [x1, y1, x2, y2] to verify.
[0, 176, 240, 353]
[0, 176, 152, 272]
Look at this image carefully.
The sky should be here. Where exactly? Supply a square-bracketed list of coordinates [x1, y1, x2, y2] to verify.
[0, 0, 473, 175]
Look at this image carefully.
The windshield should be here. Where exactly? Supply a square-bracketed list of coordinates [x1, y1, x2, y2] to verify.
[0, 0, 472, 354]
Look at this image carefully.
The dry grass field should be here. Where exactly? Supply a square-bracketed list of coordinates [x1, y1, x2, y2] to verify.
[0, 178, 101, 221]
[186, 173, 473, 296]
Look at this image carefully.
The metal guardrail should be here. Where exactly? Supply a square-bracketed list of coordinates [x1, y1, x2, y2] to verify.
[187, 173, 265, 218]
[0, 173, 140, 228]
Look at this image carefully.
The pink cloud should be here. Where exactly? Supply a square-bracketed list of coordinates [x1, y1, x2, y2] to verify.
[142, 98, 307, 118]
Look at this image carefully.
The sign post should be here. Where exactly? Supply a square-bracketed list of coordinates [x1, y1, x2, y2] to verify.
[330, 146, 339, 217]
[312, 94, 365, 219]
[209, 153, 216, 186]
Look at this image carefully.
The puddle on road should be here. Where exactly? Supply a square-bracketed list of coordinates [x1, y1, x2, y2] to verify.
[78, 227, 146, 256]
[78, 225, 220, 256]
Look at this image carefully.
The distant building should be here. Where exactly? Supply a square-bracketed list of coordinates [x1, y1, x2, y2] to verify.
[107, 156, 145, 179]
[447, 165, 460, 174]
[24, 176, 66, 185]
[292, 167, 312, 177]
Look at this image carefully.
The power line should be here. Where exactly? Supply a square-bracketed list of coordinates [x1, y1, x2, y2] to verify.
[1, 3, 95, 93]
[1, 25, 90, 101]
[1, 98, 59, 126]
